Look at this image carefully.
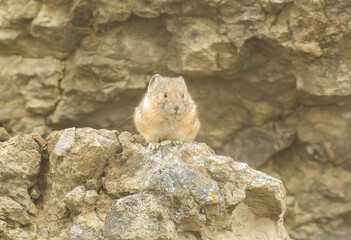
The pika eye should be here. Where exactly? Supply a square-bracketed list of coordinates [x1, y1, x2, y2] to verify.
[182, 93, 184, 98]
[164, 92, 167, 98]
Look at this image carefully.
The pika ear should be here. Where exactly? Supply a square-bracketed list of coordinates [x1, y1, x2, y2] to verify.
[148, 74, 161, 93]
[177, 76, 187, 87]
[178, 76, 185, 81]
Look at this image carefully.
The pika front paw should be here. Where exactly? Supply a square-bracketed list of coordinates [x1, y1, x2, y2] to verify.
[171, 141, 182, 146]
[148, 142, 160, 150]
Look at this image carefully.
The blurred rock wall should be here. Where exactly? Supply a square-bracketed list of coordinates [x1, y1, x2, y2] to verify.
[0, 0, 351, 239]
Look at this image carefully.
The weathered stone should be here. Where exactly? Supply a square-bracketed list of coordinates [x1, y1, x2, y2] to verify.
[29, 185, 41, 200]
[0, 128, 290, 239]
[84, 190, 99, 205]
[4, 116, 52, 137]
[0, 55, 63, 125]
[68, 212, 104, 240]
[219, 119, 296, 168]
[64, 186, 86, 215]
[30, 3, 84, 57]
[0, 135, 41, 218]
[105, 193, 177, 240]
[262, 106, 351, 239]
[166, 17, 241, 75]
[0, 127, 11, 142]
[103, 132, 290, 239]
[0, 196, 30, 227]
[43, 128, 121, 221]
[93, 0, 132, 29]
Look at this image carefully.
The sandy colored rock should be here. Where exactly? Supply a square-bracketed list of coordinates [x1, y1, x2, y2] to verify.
[64, 186, 86, 215]
[0, 56, 63, 115]
[0, 196, 30, 227]
[84, 190, 99, 205]
[0, 127, 11, 142]
[67, 212, 104, 240]
[43, 127, 121, 221]
[0, 128, 290, 239]
[0, 135, 41, 219]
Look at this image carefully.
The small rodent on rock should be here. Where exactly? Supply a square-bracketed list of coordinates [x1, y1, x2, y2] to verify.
[134, 74, 200, 150]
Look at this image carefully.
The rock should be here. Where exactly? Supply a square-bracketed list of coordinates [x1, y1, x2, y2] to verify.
[103, 131, 290, 239]
[43, 128, 121, 221]
[64, 186, 86, 215]
[166, 17, 234, 75]
[219, 119, 296, 168]
[0, 127, 11, 142]
[67, 212, 104, 240]
[263, 106, 351, 239]
[54, 127, 76, 156]
[105, 193, 177, 240]
[0, 135, 41, 219]
[0, 128, 290, 239]
[3, 116, 52, 137]
[84, 190, 99, 205]
[93, 0, 132, 29]
[0, 196, 30, 227]
[29, 185, 41, 200]
[0, 56, 63, 115]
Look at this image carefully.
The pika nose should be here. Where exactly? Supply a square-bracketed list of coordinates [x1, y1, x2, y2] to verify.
[174, 105, 179, 112]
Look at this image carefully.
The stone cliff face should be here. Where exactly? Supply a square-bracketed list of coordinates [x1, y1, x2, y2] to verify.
[0, 1, 351, 239]
[0, 128, 290, 240]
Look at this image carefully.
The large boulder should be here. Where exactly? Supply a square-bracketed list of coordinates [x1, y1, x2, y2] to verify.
[0, 129, 291, 240]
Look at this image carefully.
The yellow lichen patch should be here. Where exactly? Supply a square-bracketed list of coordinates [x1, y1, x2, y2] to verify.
[209, 194, 219, 203]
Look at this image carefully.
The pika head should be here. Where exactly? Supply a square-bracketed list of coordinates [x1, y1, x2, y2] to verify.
[145, 74, 192, 117]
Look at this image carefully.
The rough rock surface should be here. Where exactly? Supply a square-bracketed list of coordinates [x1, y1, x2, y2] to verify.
[1, 1, 351, 239]
[0, 128, 290, 240]
[0, 135, 41, 227]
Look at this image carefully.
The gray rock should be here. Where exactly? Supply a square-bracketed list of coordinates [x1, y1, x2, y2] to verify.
[103, 134, 290, 239]
[104, 193, 177, 240]
[54, 127, 76, 156]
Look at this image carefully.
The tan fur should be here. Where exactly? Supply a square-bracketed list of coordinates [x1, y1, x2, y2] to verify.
[134, 74, 200, 147]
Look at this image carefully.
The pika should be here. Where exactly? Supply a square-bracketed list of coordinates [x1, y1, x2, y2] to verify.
[134, 74, 200, 150]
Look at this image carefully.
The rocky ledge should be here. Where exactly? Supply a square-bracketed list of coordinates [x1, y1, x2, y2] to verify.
[0, 128, 290, 240]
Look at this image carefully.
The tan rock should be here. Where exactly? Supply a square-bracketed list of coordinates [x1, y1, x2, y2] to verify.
[0, 196, 30, 227]
[42, 127, 121, 221]
[0, 55, 63, 117]
[0, 135, 41, 217]
[0, 128, 291, 239]
[84, 190, 99, 205]
[0, 127, 11, 142]
[64, 186, 86, 215]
